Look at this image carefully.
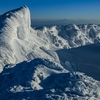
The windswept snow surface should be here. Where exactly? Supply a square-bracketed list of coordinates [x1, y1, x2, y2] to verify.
[0, 6, 100, 100]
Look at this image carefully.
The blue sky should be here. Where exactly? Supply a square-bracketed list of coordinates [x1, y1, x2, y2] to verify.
[0, 0, 100, 19]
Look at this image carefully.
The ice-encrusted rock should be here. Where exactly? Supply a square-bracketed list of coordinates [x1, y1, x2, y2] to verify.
[0, 5, 30, 41]
[0, 6, 31, 70]
[0, 6, 60, 72]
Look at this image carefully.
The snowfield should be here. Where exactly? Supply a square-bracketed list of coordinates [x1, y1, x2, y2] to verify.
[0, 6, 100, 100]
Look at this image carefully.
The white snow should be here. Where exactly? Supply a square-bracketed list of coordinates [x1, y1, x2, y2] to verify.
[0, 5, 100, 100]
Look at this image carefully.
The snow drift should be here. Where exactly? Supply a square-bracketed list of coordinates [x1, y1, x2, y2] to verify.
[0, 6, 100, 100]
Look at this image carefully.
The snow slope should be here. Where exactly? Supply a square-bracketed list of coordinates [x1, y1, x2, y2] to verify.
[0, 6, 100, 100]
[57, 43, 100, 81]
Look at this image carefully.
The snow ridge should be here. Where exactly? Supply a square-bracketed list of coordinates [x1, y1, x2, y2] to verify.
[35, 24, 100, 48]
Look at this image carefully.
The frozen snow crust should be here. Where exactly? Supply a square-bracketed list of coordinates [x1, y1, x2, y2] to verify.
[0, 6, 100, 100]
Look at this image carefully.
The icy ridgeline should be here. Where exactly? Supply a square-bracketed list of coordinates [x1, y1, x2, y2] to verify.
[0, 6, 100, 100]
[35, 24, 100, 48]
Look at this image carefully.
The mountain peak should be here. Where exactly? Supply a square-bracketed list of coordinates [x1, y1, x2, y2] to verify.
[0, 6, 31, 71]
[0, 5, 31, 40]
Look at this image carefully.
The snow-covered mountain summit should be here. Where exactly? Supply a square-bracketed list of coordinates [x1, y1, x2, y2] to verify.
[0, 6, 100, 100]
[0, 5, 30, 40]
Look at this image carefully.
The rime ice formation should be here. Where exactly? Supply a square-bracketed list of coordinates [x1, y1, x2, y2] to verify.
[0, 6, 100, 100]
[0, 6, 30, 70]
[0, 6, 60, 72]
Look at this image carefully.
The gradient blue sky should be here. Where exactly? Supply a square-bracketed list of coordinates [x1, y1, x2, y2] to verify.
[0, 0, 100, 19]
